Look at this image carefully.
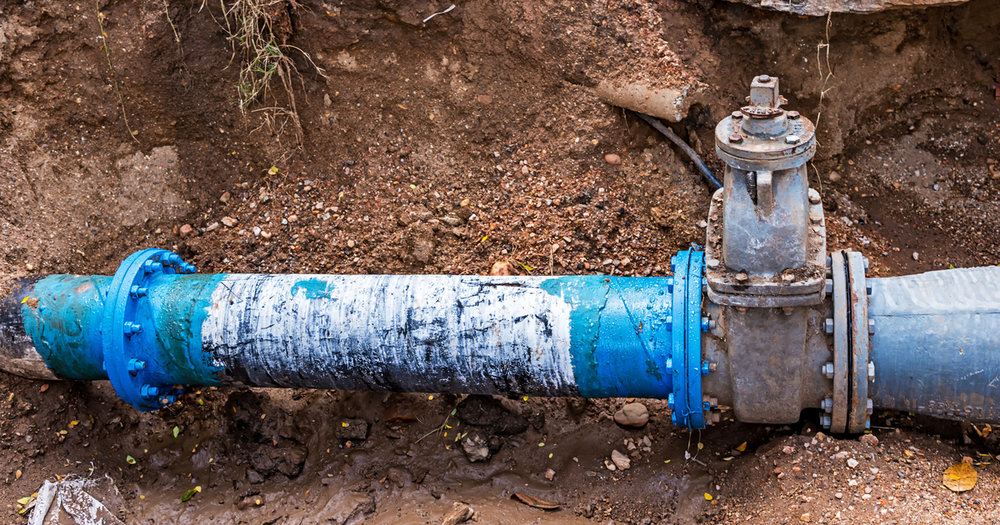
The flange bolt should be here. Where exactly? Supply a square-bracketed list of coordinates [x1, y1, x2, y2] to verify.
[127, 359, 146, 374]
[822, 362, 834, 379]
[824, 318, 834, 334]
[139, 384, 159, 399]
[820, 397, 833, 413]
[124, 321, 143, 336]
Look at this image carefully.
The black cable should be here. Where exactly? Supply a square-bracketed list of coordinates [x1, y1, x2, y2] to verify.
[635, 112, 722, 190]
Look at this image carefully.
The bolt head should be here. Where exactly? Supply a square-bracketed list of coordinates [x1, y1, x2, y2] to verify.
[706, 258, 720, 269]
[731, 110, 743, 119]
[729, 133, 743, 144]
[787, 111, 800, 119]
[822, 362, 835, 379]
[820, 414, 832, 428]
[785, 134, 800, 144]
[867, 361, 875, 380]
[868, 319, 876, 334]
[824, 318, 834, 334]
[808, 190, 822, 205]
[735, 272, 749, 282]
[757, 74, 771, 83]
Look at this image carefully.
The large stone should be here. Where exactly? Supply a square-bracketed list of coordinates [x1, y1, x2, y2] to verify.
[614, 402, 650, 429]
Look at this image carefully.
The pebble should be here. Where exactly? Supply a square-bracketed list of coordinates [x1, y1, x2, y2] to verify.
[236, 495, 264, 509]
[287, 215, 298, 223]
[800, 512, 811, 522]
[604, 153, 622, 165]
[610, 449, 631, 470]
[859, 434, 879, 446]
[828, 171, 841, 182]
[179, 224, 195, 237]
[489, 261, 515, 276]
[846, 458, 859, 468]
[347, 239, 356, 248]
[912, 252, 919, 261]
[835, 492, 843, 499]
[461, 432, 494, 463]
[544, 469, 555, 481]
[441, 502, 474, 525]
[24, 263, 33, 271]
[221, 216, 237, 227]
[219, 191, 231, 203]
[613, 402, 649, 429]
[782, 446, 795, 455]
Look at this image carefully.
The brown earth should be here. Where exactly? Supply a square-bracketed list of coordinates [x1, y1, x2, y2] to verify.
[0, 0, 998, 523]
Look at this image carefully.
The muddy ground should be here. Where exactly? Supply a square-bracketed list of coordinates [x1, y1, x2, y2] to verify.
[1, 0, 999, 523]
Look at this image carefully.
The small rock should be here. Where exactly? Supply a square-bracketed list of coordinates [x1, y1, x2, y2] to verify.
[179, 224, 195, 237]
[221, 216, 237, 227]
[801, 512, 811, 522]
[323, 93, 332, 107]
[15, 469, 22, 480]
[828, 171, 841, 182]
[835, 492, 843, 499]
[260, 230, 272, 239]
[846, 458, 859, 468]
[204, 222, 220, 232]
[613, 402, 649, 429]
[440, 216, 463, 227]
[247, 469, 264, 484]
[604, 153, 622, 165]
[782, 446, 795, 455]
[544, 469, 555, 481]
[441, 502, 474, 525]
[461, 431, 498, 463]
[490, 261, 515, 276]
[220, 191, 231, 203]
[287, 215, 298, 223]
[237, 495, 264, 509]
[336, 419, 369, 441]
[912, 252, 919, 261]
[24, 263, 34, 272]
[475, 94, 493, 105]
[610, 449, 631, 470]
[859, 433, 879, 446]
[347, 239, 356, 248]
[459, 198, 471, 207]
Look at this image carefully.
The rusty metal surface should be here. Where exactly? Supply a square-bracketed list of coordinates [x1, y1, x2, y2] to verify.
[829, 251, 850, 433]
[846, 252, 871, 432]
[705, 189, 827, 307]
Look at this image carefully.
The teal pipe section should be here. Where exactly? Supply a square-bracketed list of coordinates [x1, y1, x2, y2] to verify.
[142, 273, 229, 386]
[540, 276, 674, 398]
[22, 275, 109, 380]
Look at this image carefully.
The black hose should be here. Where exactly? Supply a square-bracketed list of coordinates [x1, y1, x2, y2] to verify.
[636, 112, 722, 190]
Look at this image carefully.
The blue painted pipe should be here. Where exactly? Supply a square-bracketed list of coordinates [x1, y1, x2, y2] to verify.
[869, 266, 1000, 422]
[1, 249, 710, 426]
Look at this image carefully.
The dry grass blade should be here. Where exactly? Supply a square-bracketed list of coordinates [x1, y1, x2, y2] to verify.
[220, 0, 325, 144]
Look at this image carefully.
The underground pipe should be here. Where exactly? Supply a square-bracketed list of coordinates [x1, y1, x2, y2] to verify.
[0, 75, 997, 433]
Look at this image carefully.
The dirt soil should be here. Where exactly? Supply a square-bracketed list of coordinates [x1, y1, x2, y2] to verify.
[1, 0, 999, 523]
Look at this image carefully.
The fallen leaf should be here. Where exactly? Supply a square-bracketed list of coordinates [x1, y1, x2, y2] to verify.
[267, 166, 279, 175]
[126, 455, 136, 465]
[181, 485, 202, 502]
[697, 442, 704, 451]
[736, 441, 747, 452]
[39, 384, 49, 393]
[173, 426, 180, 438]
[512, 492, 560, 510]
[943, 462, 977, 492]
[704, 493, 713, 501]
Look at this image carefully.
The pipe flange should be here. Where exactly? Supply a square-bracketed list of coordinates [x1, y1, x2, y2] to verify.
[669, 249, 707, 429]
[102, 248, 196, 411]
[846, 251, 871, 433]
[828, 251, 850, 433]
